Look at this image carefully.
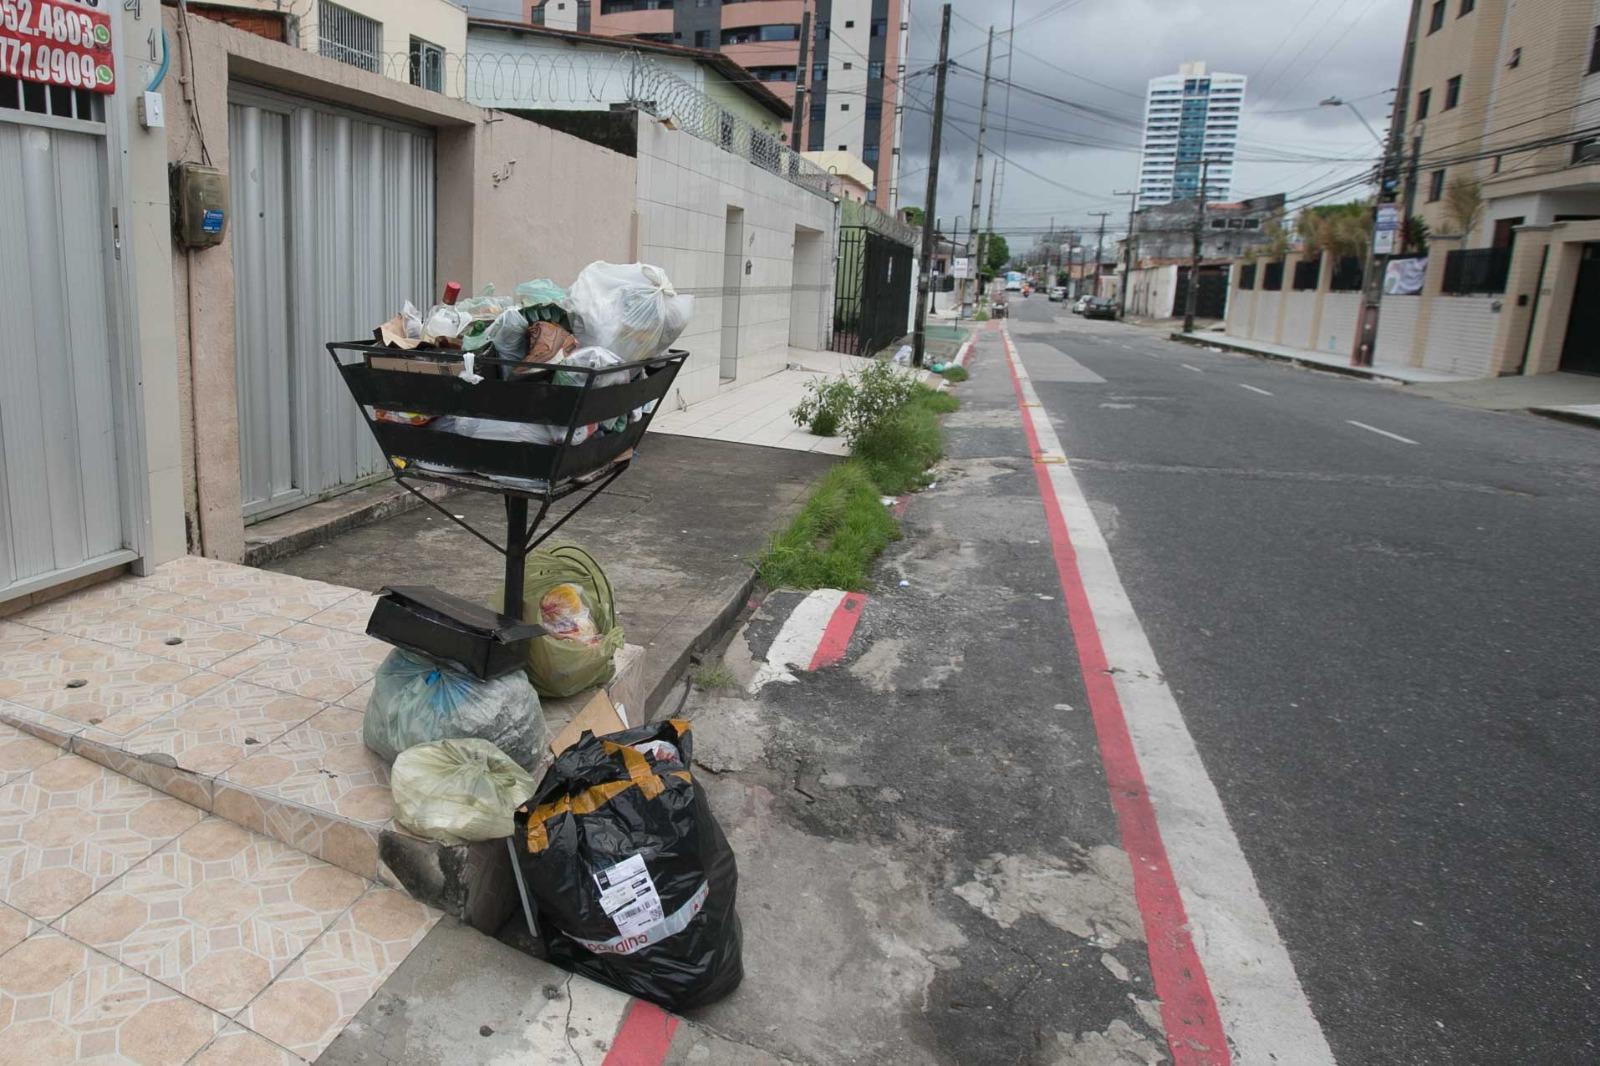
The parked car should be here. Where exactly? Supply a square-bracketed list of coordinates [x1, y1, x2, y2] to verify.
[1047, 286, 1066, 302]
[1083, 297, 1118, 320]
[1072, 295, 1091, 315]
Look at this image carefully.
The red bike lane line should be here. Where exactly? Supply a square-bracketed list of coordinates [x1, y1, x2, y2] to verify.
[999, 328, 1231, 1065]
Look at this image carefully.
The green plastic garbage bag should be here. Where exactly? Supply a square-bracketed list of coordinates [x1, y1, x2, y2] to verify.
[501, 546, 624, 699]
[391, 738, 538, 845]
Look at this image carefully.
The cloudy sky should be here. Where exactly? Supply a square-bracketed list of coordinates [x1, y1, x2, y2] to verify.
[896, 0, 1411, 252]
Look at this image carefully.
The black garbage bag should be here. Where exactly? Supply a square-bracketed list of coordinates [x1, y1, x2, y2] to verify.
[512, 719, 742, 1010]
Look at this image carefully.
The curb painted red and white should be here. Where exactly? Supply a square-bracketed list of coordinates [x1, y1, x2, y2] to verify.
[997, 324, 1333, 1066]
[750, 589, 869, 690]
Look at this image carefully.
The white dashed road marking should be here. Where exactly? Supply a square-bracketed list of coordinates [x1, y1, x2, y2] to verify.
[1239, 384, 1274, 396]
[1181, 364, 1203, 373]
[1347, 420, 1419, 445]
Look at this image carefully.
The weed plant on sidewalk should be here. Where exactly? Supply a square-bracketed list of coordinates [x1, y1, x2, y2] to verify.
[758, 364, 960, 590]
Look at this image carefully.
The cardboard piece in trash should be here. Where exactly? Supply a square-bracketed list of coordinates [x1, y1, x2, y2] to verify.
[549, 689, 629, 755]
[374, 314, 424, 350]
[368, 354, 465, 376]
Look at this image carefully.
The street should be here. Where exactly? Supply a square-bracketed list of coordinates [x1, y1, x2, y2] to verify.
[1005, 298, 1600, 1063]
[688, 298, 1600, 1065]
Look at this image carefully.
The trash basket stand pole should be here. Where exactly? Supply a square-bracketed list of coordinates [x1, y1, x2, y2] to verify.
[503, 496, 529, 620]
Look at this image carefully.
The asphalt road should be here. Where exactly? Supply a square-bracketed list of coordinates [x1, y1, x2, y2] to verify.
[1008, 297, 1600, 1064]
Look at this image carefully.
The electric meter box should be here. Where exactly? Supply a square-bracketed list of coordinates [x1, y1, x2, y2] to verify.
[171, 163, 229, 249]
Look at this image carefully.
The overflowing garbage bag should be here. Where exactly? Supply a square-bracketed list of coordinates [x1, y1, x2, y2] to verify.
[364, 649, 550, 771]
[391, 738, 538, 845]
[502, 546, 625, 699]
[513, 720, 743, 1010]
[568, 262, 694, 363]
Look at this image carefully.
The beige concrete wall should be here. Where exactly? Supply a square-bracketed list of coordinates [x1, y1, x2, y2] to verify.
[1484, 225, 1553, 374]
[1522, 219, 1600, 373]
[468, 117, 636, 286]
[1318, 293, 1363, 357]
[1373, 295, 1422, 367]
[165, 13, 634, 560]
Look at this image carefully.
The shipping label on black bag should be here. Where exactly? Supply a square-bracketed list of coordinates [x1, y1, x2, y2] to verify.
[595, 854, 665, 937]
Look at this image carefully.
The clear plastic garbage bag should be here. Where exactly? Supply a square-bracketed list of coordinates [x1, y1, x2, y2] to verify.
[364, 649, 550, 772]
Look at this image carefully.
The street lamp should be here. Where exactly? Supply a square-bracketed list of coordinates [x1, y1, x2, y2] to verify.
[1319, 96, 1383, 145]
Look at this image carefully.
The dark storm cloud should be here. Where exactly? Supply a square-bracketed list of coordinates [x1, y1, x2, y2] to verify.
[897, 0, 1410, 245]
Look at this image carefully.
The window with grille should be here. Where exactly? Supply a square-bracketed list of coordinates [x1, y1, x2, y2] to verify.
[409, 37, 443, 93]
[0, 77, 104, 122]
[319, 1, 381, 73]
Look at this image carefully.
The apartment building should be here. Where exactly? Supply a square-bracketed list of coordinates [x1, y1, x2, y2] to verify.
[1398, 0, 1600, 375]
[1138, 62, 1246, 205]
[187, 0, 470, 94]
[529, 0, 907, 210]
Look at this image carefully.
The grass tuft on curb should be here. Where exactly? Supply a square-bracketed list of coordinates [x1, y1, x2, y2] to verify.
[939, 365, 969, 383]
[758, 384, 959, 590]
[757, 463, 900, 590]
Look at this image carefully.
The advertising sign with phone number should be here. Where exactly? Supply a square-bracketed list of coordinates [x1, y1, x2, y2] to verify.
[0, 0, 116, 95]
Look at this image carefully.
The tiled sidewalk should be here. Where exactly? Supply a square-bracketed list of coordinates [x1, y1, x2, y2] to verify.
[648, 350, 936, 454]
[0, 556, 404, 882]
[0, 744, 438, 1063]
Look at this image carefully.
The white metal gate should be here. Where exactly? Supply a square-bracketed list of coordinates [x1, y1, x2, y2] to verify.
[230, 88, 435, 518]
[0, 92, 131, 598]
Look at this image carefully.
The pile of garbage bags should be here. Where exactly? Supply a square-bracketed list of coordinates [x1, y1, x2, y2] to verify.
[369, 261, 691, 489]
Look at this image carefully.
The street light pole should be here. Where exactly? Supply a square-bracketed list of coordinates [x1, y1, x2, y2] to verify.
[1320, 96, 1384, 145]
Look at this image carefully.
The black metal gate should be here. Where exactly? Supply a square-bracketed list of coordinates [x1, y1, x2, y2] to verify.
[1172, 265, 1230, 320]
[832, 225, 913, 356]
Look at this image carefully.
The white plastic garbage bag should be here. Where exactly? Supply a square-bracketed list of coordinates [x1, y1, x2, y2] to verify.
[364, 649, 550, 771]
[568, 262, 694, 362]
[391, 738, 539, 845]
[485, 306, 532, 362]
[430, 414, 592, 446]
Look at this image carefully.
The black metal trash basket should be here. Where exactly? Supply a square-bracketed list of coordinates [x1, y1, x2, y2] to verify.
[327, 341, 687, 617]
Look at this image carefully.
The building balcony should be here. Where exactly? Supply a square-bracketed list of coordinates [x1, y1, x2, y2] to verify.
[719, 0, 805, 31]
[591, 5, 674, 36]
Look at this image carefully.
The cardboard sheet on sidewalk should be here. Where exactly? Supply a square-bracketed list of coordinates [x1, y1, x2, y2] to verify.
[549, 690, 629, 755]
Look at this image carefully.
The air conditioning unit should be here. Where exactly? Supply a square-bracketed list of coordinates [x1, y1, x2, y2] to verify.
[1575, 140, 1600, 164]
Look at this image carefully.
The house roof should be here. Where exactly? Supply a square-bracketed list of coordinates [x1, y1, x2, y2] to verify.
[467, 18, 792, 122]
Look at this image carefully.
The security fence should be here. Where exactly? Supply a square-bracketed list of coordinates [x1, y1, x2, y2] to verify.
[833, 223, 914, 357]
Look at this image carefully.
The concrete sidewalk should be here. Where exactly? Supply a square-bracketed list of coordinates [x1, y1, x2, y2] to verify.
[649, 350, 944, 455]
[1173, 331, 1471, 384]
[266, 434, 835, 720]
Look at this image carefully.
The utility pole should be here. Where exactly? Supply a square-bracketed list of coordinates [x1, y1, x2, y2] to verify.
[1353, 0, 1423, 366]
[1114, 189, 1138, 318]
[911, 4, 951, 368]
[981, 158, 999, 278]
[958, 26, 995, 318]
[1089, 211, 1111, 301]
[792, 7, 812, 151]
[1183, 157, 1214, 334]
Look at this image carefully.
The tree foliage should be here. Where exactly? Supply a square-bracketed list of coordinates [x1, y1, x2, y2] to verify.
[1294, 200, 1372, 258]
[983, 232, 1010, 276]
[902, 206, 925, 227]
